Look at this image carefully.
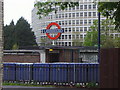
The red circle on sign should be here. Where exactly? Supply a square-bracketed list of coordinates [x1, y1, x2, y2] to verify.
[46, 22, 61, 40]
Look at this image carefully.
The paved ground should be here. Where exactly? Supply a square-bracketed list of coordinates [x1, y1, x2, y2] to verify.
[2, 86, 89, 90]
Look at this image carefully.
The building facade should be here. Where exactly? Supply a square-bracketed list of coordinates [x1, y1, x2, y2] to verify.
[0, 0, 3, 89]
[32, 1, 119, 46]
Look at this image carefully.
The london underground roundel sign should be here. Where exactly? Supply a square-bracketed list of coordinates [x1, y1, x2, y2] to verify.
[45, 22, 63, 40]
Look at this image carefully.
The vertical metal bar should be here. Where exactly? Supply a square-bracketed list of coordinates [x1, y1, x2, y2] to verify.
[98, 12, 101, 63]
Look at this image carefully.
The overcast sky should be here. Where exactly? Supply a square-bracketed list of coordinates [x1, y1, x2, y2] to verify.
[4, 0, 35, 25]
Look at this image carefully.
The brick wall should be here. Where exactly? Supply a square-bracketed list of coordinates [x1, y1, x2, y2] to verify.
[3, 54, 40, 63]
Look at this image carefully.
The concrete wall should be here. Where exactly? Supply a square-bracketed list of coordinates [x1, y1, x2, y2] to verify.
[0, 0, 3, 89]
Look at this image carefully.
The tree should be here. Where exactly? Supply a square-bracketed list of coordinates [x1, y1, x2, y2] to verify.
[3, 17, 37, 50]
[83, 19, 117, 48]
[98, 2, 120, 30]
[84, 30, 98, 46]
[4, 20, 15, 49]
[12, 43, 19, 50]
[34, 2, 79, 18]
[15, 17, 37, 48]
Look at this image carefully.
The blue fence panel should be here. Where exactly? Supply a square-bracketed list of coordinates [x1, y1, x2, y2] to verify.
[67, 63, 75, 84]
[16, 63, 33, 82]
[50, 63, 68, 84]
[33, 63, 50, 83]
[3, 63, 16, 81]
[3, 63, 99, 84]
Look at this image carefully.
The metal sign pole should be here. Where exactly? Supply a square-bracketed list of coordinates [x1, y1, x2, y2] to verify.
[98, 9, 101, 63]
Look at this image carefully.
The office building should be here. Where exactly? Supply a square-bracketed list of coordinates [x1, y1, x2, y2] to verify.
[32, 1, 119, 46]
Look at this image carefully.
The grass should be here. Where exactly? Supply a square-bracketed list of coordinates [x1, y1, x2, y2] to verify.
[3, 82, 99, 88]
[3, 82, 54, 87]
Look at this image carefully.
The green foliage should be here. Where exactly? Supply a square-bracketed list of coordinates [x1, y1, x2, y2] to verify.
[12, 43, 19, 50]
[34, 2, 79, 18]
[84, 19, 120, 48]
[84, 31, 98, 46]
[4, 17, 37, 50]
[72, 39, 83, 46]
[98, 2, 120, 30]
[15, 17, 37, 47]
[102, 36, 115, 48]
[4, 20, 15, 50]
[3, 82, 54, 87]
[114, 37, 120, 48]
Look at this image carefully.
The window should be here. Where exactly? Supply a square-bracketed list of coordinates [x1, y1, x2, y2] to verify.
[62, 28, 64, 33]
[62, 21, 64, 25]
[59, 21, 61, 25]
[84, 12, 87, 17]
[72, 13, 75, 17]
[65, 21, 67, 25]
[62, 35, 64, 39]
[84, 27, 87, 31]
[65, 35, 67, 39]
[80, 27, 83, 31]
[76, 12, 79, 17]
[80, 20, 83, 24]
[76, 20, 79, 25]
[76, 27, 79, 32]
[89, 20, 91, 24]
[69, 28, 71, 32]
[69, 13, 71, 18]
[50, 15, 52, 19]
[93, 12, 96, 16]
[69, 35, 71, 39]
[88, 12, 91, 16]
[80, 12, 83, 17]
[62, 14, 64, 18]
[69, 42, 71, 46]
[93, 5, 96, 9]
[84, 5, 87, 9]
[80, 35, 83, 38]
[80, 5, 83, 9]
[72, 35, 75, 39]
[76, 6, 79, 9]
[72, 28, 75, 32]
[72, 20, 75, 25]
[76, 35, 79, 39]
[89, 5, 91, 9]
[65, 13, 67, 18]
[62, 42, 64, 46]
[56, 15, 58, 18]
[65, 42, 67, 46]
[89, 28, 91, 31]
[59, 14, 61, 18]
[69, 20, 71, 25]
[84, 20, 87, 24]
[65, 28, 67, 32]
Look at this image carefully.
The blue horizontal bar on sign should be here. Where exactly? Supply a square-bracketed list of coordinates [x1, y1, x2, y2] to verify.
[42, 29, 63, 33]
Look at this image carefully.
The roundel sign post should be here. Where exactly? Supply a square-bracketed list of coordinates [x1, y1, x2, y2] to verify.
[45, 22, 63, 40]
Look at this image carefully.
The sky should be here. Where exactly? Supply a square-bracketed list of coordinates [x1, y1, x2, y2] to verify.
[4, 0, 35, 25]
